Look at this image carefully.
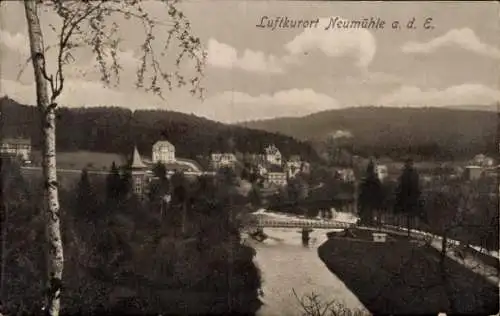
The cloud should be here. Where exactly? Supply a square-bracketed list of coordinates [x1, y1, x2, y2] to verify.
[345, 71, 401, 86]
[103, 48, 140, 68]
[2, 78, 341, 123]
[207, 38, 283, 73]
[0, 78, 164, 109]
[0, 27, 141, 84]
[207, 17, 377, 74]
[0, 30, 29, 54]
[285, 17, 376, 68]
[378, 84, 500, 107]
[198, 88, 340, 122]
[402, 28, 500, 59]
[77, 48, 141, 78]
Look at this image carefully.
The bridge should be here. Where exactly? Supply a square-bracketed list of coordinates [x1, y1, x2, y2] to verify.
[254, 218, 354, 229]
[246, 213, 356, 230]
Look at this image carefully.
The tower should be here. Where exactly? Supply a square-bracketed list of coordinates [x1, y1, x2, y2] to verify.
[129, 146, 148, 197]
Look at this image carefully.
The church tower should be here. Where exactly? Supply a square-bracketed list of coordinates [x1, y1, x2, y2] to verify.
[129, 146, 148, 197]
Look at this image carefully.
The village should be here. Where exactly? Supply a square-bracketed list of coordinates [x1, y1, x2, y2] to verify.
[1, 136, 498, 201]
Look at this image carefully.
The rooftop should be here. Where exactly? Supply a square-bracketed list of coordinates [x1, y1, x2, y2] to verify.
[130, 146, 147, 169]
[153, 140, 175, 148]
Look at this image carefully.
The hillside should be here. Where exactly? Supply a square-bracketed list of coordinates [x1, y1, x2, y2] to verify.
[0, 97, 319, 162]
[240, 106, 499, 160]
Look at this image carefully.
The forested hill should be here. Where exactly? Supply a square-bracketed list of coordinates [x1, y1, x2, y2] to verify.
[0, 97, 319, 162]
[241, 106, 499, 160]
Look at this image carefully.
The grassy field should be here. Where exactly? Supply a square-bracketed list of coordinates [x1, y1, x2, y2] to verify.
[21, 167, 108, 192]
[318, 229, 499, 315]
[31, 150, 127, 171]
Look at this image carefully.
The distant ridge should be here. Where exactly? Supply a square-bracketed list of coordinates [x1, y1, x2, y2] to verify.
[443, 104, 498, 112]
[239, 106, 498, 160]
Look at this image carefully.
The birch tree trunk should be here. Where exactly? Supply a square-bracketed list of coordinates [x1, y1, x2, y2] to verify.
[24, 2, 64, 315]
[0, 203, 7, 301]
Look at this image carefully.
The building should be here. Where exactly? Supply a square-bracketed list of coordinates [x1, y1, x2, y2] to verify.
[264, 144, 282, 166]
[285, 162, 301, 178]
[300, 161, 311, 174]
[284, 155, 303, 178]
[285, 159, 301, 178]
[483, 165, 499, 178]
[256, 164, 267, 176]
[464, 165, 483, 181]
[266, 171, 287, 186]
[375, 164, 388, 182]
[210, 153, 238, 170]
[152, 140, 176, 164]
[471, 154, 494, 167]
[129, 146, 150, 197]
[0, 138, 31, 162]
[335, 168, 355, 182]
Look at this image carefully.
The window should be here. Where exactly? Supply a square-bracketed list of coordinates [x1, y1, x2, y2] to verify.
[134, 178, 142, 194]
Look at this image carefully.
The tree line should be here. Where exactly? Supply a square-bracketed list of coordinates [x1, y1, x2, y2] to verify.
[243, 106, 498, 161]
[0, 97, 320, 163]
[357, 158, 498, 251]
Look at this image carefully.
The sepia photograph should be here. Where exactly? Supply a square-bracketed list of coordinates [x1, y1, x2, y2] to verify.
[0, 0, 499, 315]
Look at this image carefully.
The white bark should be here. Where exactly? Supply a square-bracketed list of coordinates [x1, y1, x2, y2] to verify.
[24, 1, 64, 315]
[0, 203, 7, 300]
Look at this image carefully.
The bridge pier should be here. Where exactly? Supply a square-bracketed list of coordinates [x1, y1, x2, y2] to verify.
[302, 227, 313, 245]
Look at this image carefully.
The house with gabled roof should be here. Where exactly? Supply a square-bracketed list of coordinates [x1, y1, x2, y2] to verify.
[264, 144, 282, 166]
[0, 137, 31, 162]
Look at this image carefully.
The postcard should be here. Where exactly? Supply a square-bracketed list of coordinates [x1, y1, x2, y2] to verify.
[0, 1, 498, 315]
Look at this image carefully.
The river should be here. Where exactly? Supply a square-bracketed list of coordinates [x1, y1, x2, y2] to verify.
[245, 226, 368, 316]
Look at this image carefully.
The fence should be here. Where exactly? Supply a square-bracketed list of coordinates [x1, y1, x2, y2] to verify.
[377, 212, 424, 231]
[374, 211, 499, 259]
[255, 218, 354, 229]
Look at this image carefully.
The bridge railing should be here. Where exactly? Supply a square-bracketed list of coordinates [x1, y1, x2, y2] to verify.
[254, 218, 354, 229]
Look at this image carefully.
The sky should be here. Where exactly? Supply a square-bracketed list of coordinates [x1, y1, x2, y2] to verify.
[1, 0, 499, 123]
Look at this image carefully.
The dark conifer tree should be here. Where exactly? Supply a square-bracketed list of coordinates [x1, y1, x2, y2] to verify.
[76, 168, 94, 218]
[152, 162, 167, 180]
[106, 161, 121, 202]
[358, 159, 384, 226]
[119, 168, 132, 199]
[394, 158, 421, 236]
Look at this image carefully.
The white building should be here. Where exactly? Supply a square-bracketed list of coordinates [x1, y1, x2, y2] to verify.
[336, 168, 355, 182]
[285, 155, 302, 178]
[266, 171, 287, 186]
[264, 144, 282, 166]
[465, 165, 483, 181]
[210, 153, 238, 170]
[471, 154, 494, 167]
[375, 164, 388, 181]
[0, 138, 31, 162]
[152, 140, 176, 163]
[300, 161, 311, 174]
[256, 164, 267, 176]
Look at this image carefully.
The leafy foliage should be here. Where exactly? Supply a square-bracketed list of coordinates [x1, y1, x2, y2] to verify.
[2, 162, 262, 315]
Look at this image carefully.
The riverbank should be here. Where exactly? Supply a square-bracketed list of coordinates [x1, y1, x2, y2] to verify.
[318, 229, 499, 315]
